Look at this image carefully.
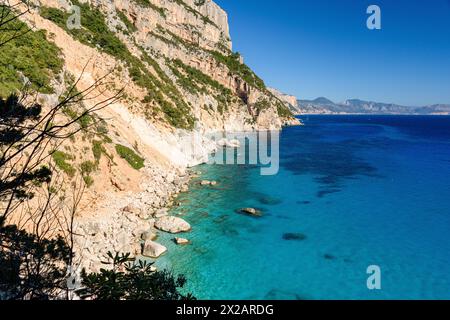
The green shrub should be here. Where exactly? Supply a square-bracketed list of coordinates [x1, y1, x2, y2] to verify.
[80, 161, 97, 175]
[92, 140, 105, 161]
[0, 10, 63, 97]
[115, 144, 144, 170]
[83, 175, 94, 187]
[62, 106, 93, 129]
[116, 10, 137, 33]
[276, 102, 293, 118]
[52, 151, 76, 177]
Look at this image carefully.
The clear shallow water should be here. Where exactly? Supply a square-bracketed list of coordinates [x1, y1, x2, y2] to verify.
[156, 115, 450, 300]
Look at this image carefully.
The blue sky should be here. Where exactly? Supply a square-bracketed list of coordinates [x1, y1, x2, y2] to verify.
[214, 0, 450, 106]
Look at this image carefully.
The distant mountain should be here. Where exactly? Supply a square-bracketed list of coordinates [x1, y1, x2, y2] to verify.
[297, 97, 450, 115]
[312, 97, 335, 105]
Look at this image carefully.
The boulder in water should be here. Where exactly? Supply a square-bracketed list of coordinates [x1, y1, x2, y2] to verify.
[174, 237, 190, 245]
[142, 240, 167, 258]
[155, 216, 191, 233]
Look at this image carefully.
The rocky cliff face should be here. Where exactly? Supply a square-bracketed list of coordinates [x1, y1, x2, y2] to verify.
[268, 87, 301, 114]
[9, 0, 299, 272]
[25, 0, 298, 161]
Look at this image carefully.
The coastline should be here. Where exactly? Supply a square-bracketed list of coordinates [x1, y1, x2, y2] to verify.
[72, 122, 301, 275]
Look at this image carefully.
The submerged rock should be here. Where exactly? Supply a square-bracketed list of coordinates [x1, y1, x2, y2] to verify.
[174, 237, 190, 245]
[142, 240, 167, 258]
[237, 208, 262, 217]
[155, 216, 191, 233]
[282, 233, 307, 241]
[258, 196, 282, 205]
[213, 215, 229, 224]
[200, 180, 217, 186]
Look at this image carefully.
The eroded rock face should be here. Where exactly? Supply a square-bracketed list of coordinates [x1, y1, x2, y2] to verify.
[155, 216, 191, 233]
[142, 240, 167, 258]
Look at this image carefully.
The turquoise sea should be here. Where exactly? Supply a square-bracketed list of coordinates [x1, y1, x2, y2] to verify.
[156, 115, 450, 300]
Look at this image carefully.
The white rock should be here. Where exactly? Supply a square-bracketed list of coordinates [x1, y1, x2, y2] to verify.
[217, 138, 240, 148]
[174, 237, 190, 245]
[141, 230, 158, 241]
[155, 216, 191, 233]
[154, 208, 169, 218]
[142, 240, 167, 258]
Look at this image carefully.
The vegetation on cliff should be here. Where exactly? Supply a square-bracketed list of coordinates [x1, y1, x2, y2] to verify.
[0, 10, 63, 97]
[115, 144, 145, 170]
[209, 51, 266, 91]
[40, 2, 195, 130]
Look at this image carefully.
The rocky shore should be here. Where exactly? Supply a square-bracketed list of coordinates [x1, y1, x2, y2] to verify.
[73, 164, 196, 273]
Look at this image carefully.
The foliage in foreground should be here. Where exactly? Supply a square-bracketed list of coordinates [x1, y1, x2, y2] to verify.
[0, 221, 194, 300]
[0, 220, 72, 300]
[77, 252, 195, 300]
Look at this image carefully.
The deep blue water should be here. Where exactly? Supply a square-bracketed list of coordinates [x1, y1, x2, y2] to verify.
[156, 115, 450, 299]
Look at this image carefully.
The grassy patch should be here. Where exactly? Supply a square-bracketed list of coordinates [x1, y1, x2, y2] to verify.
[83, 175, 94, 187]
[52, 151, 76, 177]
[0, 9, 63, 97]
[115, 144, 144, 170]
[80, 160, 96, 187]
[276, 101, 293, 118]
[80, 160, 97, 175]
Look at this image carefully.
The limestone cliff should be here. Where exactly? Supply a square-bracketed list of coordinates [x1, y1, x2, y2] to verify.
[268, 87, 301, 115]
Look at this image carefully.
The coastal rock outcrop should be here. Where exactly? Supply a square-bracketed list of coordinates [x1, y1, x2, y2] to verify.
[155, 216, 191, 233]
[142, 240, 167, 258]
